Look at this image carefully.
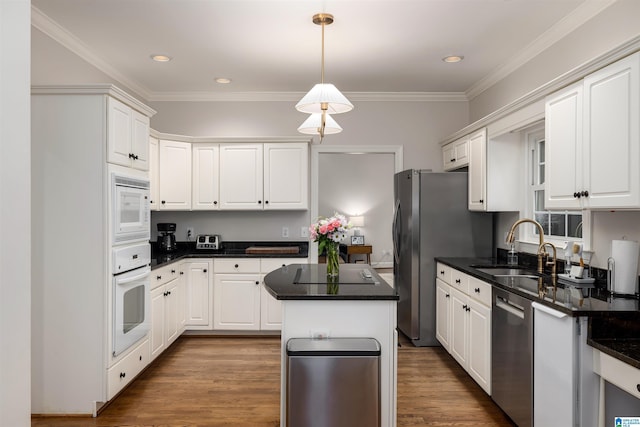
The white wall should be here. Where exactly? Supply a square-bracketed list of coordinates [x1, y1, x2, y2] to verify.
[318, 153, 395, 266]
[469, 0, 640, 122]
[1, 0, 31, 424]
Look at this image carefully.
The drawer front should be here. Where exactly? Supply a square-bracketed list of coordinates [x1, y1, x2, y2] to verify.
[436, 263, 452, 285]
[261, 257, 308, 274]
[107, 338, 150, 400]
[450, 269, 469, 294]
[214, 258, 261, 274]
[152, 263, 181, 289]
[595, 350, 640, 399]
[468, 276, 492, 306]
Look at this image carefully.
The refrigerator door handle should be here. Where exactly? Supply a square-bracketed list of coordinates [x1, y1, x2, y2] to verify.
[392, 199, 401, 264]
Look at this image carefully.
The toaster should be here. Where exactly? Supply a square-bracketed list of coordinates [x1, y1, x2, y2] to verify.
[196, 234, 220, 250]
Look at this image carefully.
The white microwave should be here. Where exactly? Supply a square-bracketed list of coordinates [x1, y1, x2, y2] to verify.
[112, 173, 150, 244]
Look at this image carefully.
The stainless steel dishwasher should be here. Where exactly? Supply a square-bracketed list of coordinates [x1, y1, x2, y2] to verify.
[492, 287, 533, 427]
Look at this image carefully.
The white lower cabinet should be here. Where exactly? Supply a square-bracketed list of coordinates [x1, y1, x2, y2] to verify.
[212, 257, 308, 331]
[213, 259, 262, 330]
[106, 338, 150, 400]
[184, 259, 213, 329]
[150, 263, 186, 361]
[435, 263, 492, 394]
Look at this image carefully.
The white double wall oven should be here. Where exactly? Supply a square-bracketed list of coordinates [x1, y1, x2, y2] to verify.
[110, 165, 151, 359]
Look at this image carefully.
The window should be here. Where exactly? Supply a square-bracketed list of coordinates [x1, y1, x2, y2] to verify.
[528, 129, 582, 241]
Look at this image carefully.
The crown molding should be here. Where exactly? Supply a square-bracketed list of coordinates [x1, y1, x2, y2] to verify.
[31, 5, 153, 100]
[146, 91, 468, 103]
[465, 0, 618, 100]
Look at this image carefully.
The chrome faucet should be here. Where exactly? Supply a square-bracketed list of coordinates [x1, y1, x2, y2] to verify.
[506, 218, 545, 274]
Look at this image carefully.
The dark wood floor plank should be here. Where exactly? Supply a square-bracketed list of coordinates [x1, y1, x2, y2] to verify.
[32, 336, 515, 426]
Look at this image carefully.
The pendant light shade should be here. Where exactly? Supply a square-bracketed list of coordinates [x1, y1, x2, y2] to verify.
[296, 83, 353, 114]
[297, 112, 342, 136]
[296, 12, 352, 139]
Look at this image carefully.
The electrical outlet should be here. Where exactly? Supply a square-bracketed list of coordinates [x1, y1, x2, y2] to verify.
[186, 227, 194, 240]
[300, 227, 309, 238]
[282, 226, 289, 238]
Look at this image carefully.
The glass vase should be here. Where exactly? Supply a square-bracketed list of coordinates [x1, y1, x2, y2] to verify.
[326, 241, 340, 279]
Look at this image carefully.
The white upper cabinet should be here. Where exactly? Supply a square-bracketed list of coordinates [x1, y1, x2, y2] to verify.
[192, 144, 220, 210]
[545, 82, 583, 209]
[546, 52, 640, 210]
[583, 52, 640, 209]
[468, 127, 521, 212]
[442, 136, 469, 171]
[159, 140, 192, 210]
[219, 144, 264, 210]
[468, 129, 487, 211]
[218, 142, 309, 210]
[263, 143, 308, 210]
[107, 97, 150, 171]
[149, 136, 159, 211]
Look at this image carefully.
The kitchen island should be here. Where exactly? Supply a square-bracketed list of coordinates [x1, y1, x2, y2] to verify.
[264, 264, 399, 427]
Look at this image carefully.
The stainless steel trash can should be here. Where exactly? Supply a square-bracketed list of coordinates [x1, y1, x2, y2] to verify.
[286, 337, 381, 427]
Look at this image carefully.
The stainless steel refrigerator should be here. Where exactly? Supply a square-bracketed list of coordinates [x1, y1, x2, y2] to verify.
[393, 170, 494, 346]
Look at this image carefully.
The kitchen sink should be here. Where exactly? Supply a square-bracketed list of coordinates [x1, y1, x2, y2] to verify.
[474, 267, 540, 278]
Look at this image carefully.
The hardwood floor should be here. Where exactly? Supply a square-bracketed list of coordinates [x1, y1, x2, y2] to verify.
[32, 336, 515, 427]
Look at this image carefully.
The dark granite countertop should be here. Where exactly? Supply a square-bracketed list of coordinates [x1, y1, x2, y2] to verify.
[436, 257, 640, 316]
[437, 256, 640, 370]
[263, 264, 398, 301]
[151, 241, 309, 270]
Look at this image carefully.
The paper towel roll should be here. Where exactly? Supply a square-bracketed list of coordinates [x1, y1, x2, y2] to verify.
[611, 239, 640, 295]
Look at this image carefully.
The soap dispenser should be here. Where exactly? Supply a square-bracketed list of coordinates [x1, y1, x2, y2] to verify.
[507, 244, 518, 266]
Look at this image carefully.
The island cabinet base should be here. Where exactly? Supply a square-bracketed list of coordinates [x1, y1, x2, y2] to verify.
[280, 300, 397, 427]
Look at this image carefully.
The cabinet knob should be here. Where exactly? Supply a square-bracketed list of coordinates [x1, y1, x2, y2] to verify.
[455, 279, 461, 284]
[139, 355, 142, 361]
[235, 264, 239, 268]
[214, 201, 218, 205]
[474, 287, 480, 293]
[466, 307, 471, 312]
[171, 269, 176, 274]
[255, 281, 259, 285]
[157, 275, 162, 280]
[203, 269, 207, 273]
[581, 190, 589, 197]
[180, 271, 184, 275]
[462, 304, 468, 310]
[167, 291, 171, 296]
[258, 200, 262, 204]
[445, 294, 450, 298]
[636, 384, 640, 393]
[440, 270, 445, 275]
[161, 200, 166, 204]
[120, 372, 126, 378]
[265, 200, 269, 204]
[133, 154, 139, 160]
[450, 158, 456, 162]
[128, 153, 135, 159]
[479, 199, 484, 203]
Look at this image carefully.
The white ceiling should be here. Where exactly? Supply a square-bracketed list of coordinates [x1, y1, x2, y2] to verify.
[31, 0, 614, 101]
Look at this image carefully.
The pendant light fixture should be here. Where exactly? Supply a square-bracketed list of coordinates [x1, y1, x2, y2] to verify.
[296, 13, 353, 140]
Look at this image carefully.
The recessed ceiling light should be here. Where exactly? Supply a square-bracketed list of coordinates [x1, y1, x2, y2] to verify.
[442, 55, 464, 63]
[150, 54, 172, 62]
[215, 77, 232, 84]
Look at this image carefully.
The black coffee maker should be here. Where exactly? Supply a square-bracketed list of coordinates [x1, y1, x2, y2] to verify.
[157, 223, 177, 252]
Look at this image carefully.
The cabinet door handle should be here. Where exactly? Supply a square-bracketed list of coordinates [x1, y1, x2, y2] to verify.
[120, 372, 126, 378]
[474, 287, 480, 293]
[455, 279, 461, 284]
[450, 158, 456, 162]
[139, 355, 142, 361]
